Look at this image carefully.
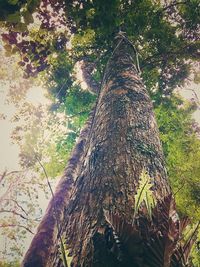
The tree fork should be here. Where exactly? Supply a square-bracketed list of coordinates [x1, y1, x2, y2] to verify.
[21, 107, 96, 267]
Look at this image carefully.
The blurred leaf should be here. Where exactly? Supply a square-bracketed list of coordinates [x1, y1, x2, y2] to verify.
[7, 11, 21, 23]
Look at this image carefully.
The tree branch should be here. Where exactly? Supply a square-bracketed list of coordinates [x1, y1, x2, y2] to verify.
[0, 224, 34, 235]
[0, 209, 28, 220]
[4, 198, 29, 217]
[0, 170, 22, 185]
[161, 1, 188, 12]
[141, 44, 200, 69]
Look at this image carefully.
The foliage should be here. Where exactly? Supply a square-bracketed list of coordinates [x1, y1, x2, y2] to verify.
[44, 51, 73, 102]
[0, 261, 20, 267]
[155, 96, 200, 222]
[55, 85, 96, 155]
[0, 0, 200, 101]
[59, 241, 73, 267]
[0, 44, 97, 262]
[0, 45, 70, 261]
[65, 85, 96, 116]
[134, 169, 156, 220]
[0, 0, 39, 23]
[0, 170, 45, 259]
[155, 96, 200, 265]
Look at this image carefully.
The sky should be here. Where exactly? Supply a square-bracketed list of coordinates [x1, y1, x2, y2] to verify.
[0, 82, 52, 261]
[180, 83, 200, 124]
[0, 84, 50, 173]
[0, 82, 19, 172]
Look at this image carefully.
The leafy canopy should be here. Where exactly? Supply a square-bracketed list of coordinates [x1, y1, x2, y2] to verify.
[0, 0, 199, 103]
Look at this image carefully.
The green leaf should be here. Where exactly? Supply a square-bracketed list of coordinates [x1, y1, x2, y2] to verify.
[134, 168, 156, 219]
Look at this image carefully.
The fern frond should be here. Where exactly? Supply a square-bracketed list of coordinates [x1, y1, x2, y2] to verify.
[134, 168, 156, 219]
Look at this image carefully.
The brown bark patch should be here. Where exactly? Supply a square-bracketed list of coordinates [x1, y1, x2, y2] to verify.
[112, 89, 128, 95]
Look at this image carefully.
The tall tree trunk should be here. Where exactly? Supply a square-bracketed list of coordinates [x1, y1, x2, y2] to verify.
[63, 34, 171, 266]
[22, 34, 177, 267]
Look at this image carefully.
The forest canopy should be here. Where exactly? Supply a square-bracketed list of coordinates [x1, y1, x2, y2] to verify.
[0, 0, 200, 266]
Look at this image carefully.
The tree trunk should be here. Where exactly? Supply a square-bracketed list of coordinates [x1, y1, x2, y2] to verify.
[63, 34, 171, 266]
[22, 34, 174, 267]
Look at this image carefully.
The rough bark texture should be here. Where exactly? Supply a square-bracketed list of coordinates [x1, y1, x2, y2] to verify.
[64, 36, 171, 266]
[21, 108, 96, 267]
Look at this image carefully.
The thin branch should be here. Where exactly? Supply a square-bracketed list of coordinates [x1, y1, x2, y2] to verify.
[0, 209, 28, 220]
[0, 208, 41, 222]
[141, 44, 200, 69]
[66, 109, 91, 119]
[0, 224, 34, 235]
[0, 170, 22, 184]
[174, 182, 185, 195]
[0, 170, 28, 205]
[36, 157, 55, 201]
[55, 79, 69, 100]
[185, 88, 200, 107]
[0, 186, 14, 206]
[3, 198, 29, 216]
[0, 170, 7, 184]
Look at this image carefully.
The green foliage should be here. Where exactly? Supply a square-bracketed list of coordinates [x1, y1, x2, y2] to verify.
[56, 85, 96, 157]
[72, 28, 96, 55]
[65, 85, 96, 116]
[1, 0, 200, 98]
[0, 261, 20, 267]
[64, 85, 96, 132]
[0, 0, 39, 28]
[43, 51, 73, 101]
[41, 142, 68, 178]
[178, 0, 200, 32]
[134, 169, 156, 219]
[59, 239, 73, 267]
[155, 96, 200, 221]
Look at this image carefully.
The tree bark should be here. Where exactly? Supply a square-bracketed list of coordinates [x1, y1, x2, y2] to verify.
[64, 35, 171, 266]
